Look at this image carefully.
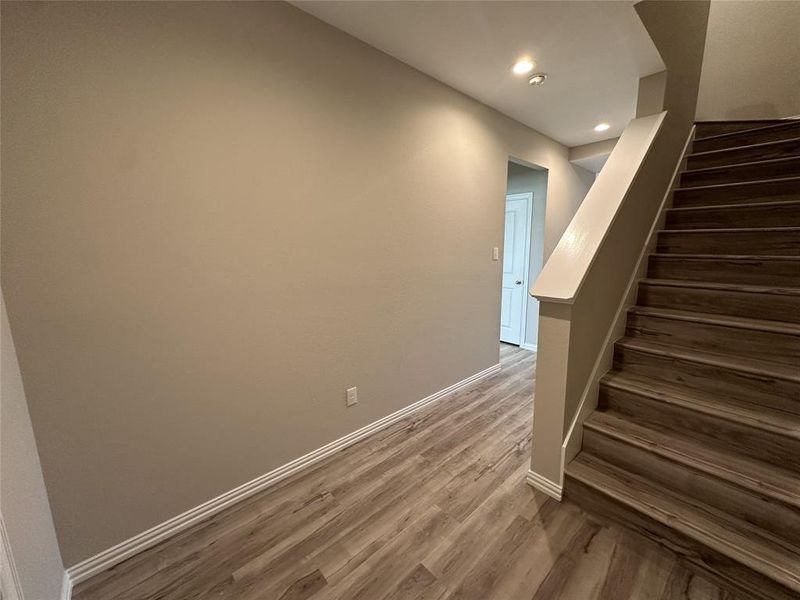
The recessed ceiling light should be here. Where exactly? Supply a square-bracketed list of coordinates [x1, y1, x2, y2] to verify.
[528, 73, 547, 86]
[594, 123, 611, 132]
[512, 58, 535, 75]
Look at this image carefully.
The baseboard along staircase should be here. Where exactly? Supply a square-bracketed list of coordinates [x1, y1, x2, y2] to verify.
[565, 119, 800, 600]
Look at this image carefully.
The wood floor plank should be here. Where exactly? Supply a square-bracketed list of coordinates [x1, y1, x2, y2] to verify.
[381, 564, 447, 600]
[74, 345, 742, 600]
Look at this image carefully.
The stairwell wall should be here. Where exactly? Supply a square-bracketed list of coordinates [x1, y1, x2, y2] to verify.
[697, 0, 800, 121]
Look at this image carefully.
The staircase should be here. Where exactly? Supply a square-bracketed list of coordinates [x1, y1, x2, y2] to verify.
[565, 120, 800, 600]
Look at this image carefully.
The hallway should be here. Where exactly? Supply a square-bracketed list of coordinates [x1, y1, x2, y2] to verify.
[73, 345, 743, 599]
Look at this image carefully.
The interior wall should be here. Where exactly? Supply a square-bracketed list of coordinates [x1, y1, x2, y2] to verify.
[0, 1, 594, 565]
[696, 0, 800, 120]
[1, 293, 65, 599]
[505, 162, 552, 349]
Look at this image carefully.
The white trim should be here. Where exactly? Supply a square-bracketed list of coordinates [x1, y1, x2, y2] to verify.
[65, 362, 501, 585]
[515, 192, 534, 347]
[559, 124, 698, 482]
[60, 571, 72, 600]
[502, 192, 533, 346]
[520, 343, 537, 353]
[0, 513, 24, 600]
[526, 469, 562, 501]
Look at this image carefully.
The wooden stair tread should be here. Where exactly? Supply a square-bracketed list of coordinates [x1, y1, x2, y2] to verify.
[650, 252, 800, 260]
[628, 305, 800, 337]
[694, 120, 799, 142]
[615, 337, 800, 383]
[659, 225, 800, 234]
[667, 198, 800, 213]
[674, 175, 800, 194]
[572, 119, 800, 597]
[583, 411, 800, 510]
[567, 454, 800, 592]
[688, 135, 800, 159]
[602, 370, 800, 440]
[641, 277, 800, 297]
[682, 155, 800, 176]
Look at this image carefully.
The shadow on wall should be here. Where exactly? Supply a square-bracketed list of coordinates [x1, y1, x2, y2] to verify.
[722, 102, 784, 121]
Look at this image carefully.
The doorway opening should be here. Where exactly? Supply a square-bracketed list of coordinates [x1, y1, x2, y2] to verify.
[500, 159, 548, 351]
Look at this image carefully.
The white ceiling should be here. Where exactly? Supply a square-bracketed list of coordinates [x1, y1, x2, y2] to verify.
[292, 1, 664, 148]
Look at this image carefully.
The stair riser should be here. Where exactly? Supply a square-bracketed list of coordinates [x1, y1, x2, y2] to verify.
[626, 312, 800, 367]
[637, 283, 800, 324]
[582, 429, 800, 546]
[673, 178, 800, 208]
[681, 158, 800, 187]
[613, 346, 800, 416]
[695, 121, 788, 138]
[693, 123, 800, 153]
[688, 138, 800, 170]
[657, 230, 800, 255]
[647, 256, 800, 287]
[600, 386, 800, 471]
[564, 475, 798, 600]
[665, 203, 800, 229]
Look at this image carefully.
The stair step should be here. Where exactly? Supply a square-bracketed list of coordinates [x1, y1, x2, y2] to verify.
[693, 121, 800, 153]
[584, 411, 800, 512]
[582, 410, 800, 547]
[680, 156, 800, 187]
[672, 176, 800, 208]
[600, 371, 800, 470]
[613, 337, 800, 416]
[566, 453, 800, 600]
[570, 119, 800, 600]
[665, 199, 800, 229]
[695, 120, 790, 139]
[687, 137, 800, 170]
[626, 306, 800, 366]
[637, 278, 800, 324]
[657, 227, 800, 255]
[647, 254, 800, 287]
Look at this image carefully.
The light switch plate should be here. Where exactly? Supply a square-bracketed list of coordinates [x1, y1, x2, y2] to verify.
[346, 387, 358, 407]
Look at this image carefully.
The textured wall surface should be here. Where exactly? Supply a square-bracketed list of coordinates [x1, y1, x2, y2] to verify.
[697, 0, 800, 120]
[1, 1, 593, 564]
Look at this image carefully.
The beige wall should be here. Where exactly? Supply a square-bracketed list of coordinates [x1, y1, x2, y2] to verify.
[1, 293, 65, 599]
[697, 0, 800, 120]
[1, 1, 593, 565]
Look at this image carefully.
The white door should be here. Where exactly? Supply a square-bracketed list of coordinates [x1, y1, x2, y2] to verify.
[500, 194, 531, 345]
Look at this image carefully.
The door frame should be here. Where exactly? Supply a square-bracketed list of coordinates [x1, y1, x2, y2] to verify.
[0, 512, 23, 600]
[503, 192, 533, 346]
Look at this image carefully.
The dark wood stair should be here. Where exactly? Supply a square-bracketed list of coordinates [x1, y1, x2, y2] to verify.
[566, 119, 800, 600]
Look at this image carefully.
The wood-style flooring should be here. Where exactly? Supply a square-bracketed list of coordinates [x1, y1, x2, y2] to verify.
[74, 344, 745, 600]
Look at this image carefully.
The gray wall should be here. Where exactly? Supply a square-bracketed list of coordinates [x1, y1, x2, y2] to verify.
[697, 0, 800, 120]
[1, 1, 594, 565]
[1, 293, 64, 599]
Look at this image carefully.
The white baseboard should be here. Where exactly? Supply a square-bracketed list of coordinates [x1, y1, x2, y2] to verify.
[65, 362, 501, 587]
[526, 469, 562, 501]
[60, 571, 72, 600]
[520, 343, 538, 352]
